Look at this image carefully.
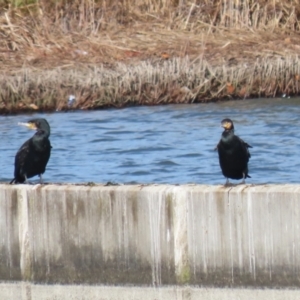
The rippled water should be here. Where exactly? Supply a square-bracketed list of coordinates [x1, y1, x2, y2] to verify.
[1, 97, 300, 184]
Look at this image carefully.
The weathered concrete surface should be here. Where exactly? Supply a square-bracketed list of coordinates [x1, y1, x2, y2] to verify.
[1, 184, 300, 288]
[1, 283, 300, 300]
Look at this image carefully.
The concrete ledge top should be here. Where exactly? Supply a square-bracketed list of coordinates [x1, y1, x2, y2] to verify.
[3, 182, 300, 192]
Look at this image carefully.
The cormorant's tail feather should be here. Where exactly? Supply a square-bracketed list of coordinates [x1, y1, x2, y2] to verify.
[10, 178, 15, 184]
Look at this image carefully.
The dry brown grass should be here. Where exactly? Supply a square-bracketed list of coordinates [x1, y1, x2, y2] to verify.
[1, 0, 300, 113]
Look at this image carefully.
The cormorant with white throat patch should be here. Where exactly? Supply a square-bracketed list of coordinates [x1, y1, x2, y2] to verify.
[10, 118, 52, 184]
[216, 118, 252, 185]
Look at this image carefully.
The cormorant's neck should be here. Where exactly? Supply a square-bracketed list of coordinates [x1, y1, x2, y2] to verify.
[34, 128, 50, 139]
[222, 128, 234, 142]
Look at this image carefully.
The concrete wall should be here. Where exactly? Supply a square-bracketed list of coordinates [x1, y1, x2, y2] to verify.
[0, 183, 300, 288]
[2, 283, 300, 300]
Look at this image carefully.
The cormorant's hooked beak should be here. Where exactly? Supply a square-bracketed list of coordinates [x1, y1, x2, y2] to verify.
[221, 121, 232, 130]
[18, 122, 37, 130]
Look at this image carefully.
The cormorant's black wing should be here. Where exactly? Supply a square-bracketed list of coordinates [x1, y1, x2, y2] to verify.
[237, 136, 252, 158]
[10, 138, 32, 183]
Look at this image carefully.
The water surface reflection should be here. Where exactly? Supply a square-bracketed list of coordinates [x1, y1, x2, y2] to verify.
[1, 97, 300, 184]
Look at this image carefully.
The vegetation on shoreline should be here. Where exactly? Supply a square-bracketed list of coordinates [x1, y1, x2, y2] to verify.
[1, 0, 300, 113]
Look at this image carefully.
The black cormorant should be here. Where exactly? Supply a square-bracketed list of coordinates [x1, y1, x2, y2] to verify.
[216, 118, 252, 185]
[10, 118, 52, 184]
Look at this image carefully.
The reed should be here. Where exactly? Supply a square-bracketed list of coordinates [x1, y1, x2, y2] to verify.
[0, 0, 300, 113]
[2, 0, 299, 33]
[1, 55, 300, 113]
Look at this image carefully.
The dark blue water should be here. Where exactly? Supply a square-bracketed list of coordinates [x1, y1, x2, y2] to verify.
[1, 98, 300, 184]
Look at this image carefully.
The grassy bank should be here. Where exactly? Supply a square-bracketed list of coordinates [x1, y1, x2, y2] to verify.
[1, 0, 300, 113]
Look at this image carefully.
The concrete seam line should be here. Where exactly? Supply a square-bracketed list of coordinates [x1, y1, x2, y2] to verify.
[17, 187, 32, 282]
[173, 188, 189, 284]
